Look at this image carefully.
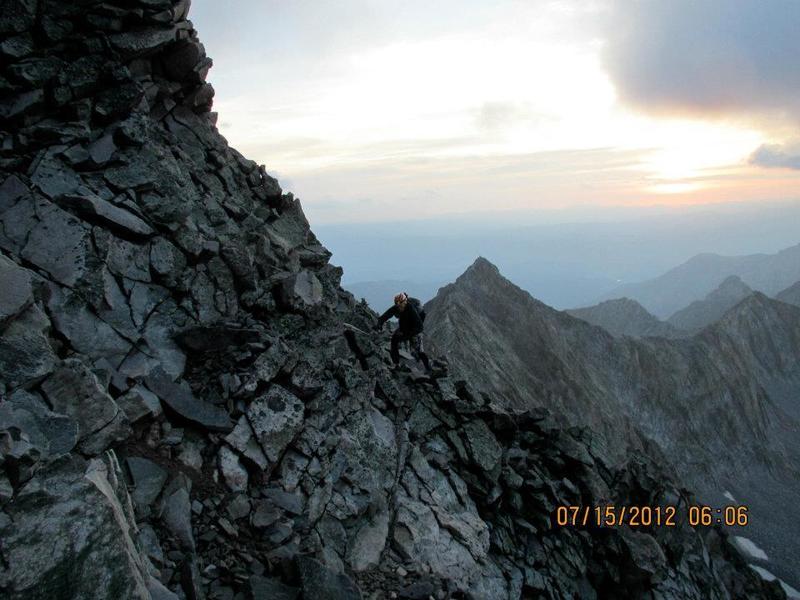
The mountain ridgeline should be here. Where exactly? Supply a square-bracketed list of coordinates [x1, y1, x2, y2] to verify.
[0, 2, 790, 600]
[600, 244, 800, 319]
[666, 275, 754, 332]
[425, 257, 800, 591]
[566, 298, 684, 339]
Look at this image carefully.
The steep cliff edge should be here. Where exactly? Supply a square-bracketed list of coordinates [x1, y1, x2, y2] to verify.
[0, 3, 786, 599]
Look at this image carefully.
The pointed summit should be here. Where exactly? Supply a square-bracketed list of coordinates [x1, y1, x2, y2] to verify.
[711, 275, 753, 298]
[668, 275, 754, 331]
[459, 256, 502, 281]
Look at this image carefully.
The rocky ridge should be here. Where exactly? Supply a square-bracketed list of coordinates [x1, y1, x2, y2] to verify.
[0, 3, 787, 599]
[600, 244, 800, 318]
[425, 257, 800, 591]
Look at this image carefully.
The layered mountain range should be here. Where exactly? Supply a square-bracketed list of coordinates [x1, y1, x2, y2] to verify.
[571, 275, 800, 339]
[425, 257, 800, 591]
[601, 244, 800, 318]
[0, 2, 790, 599]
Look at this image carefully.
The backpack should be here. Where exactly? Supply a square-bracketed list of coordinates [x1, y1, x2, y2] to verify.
[409, 297, 426, 322]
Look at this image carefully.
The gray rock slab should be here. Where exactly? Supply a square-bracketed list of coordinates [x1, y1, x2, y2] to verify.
[218, 445, 248, 492]
[160, 480, 195, 552]
[116, 385, 163, 423]
[1, 389, 78, 458]
[63, 187, 154, 237]
[0, 254, 32, 324]
[126, 456, 167, 509]
[277, 270, 323, 312]
[246, 386, 305, 466]
[0, 303, 57, 388]
[224, 415, 268, 470]
[462, 419, 502, 475]
[145, 367, 232, 433]
[347, 509, 390, 572]
[22, 204, 93, 286]
[0, 453, 151, 599]
[41, 358, 130, 455]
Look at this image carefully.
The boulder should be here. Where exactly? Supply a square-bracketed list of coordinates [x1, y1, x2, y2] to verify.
[62, 188, 154, 237]
[40, 359, 130, 455]
[0, 303, 57, 388]
[347, 509, 390, 572]
[144, 367, 232, 433]
[218, 445, 248, 492]
[0, 389, 78, 459]
[245, 386, 305, 467]
[159, 475, 195, 552]
[126, 456, 167, 510]
[225, 416, 268, 470]
[462, 419, 502, 475]
[108, 27, 177, 59]
[277, 270, 323, 312]
[116, 385, 163, 423]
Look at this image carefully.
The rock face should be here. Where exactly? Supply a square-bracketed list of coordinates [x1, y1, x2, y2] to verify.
[567, 297, 684, 338]
[667, 275, 754, 332]
[599, 243, 800, 318]
[425, 257, 800, 592]
[0, 4, 787, 600]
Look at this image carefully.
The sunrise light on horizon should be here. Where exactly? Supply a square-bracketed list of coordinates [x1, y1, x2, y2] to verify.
[191, 0, 800, 223]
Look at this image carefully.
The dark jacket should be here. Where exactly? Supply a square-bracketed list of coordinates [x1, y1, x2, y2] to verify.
[377, 297, 424, 336]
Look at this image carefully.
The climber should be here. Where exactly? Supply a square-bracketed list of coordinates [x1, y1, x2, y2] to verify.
[374, 292, 432, 373]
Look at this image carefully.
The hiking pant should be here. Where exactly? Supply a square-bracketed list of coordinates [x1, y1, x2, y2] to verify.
[391, 329, 431, 371]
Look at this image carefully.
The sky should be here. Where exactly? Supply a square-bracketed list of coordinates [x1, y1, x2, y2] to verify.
[190, 0, 800, 224]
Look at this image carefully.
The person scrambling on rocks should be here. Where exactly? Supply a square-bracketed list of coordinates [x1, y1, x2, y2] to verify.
[375, 292, 432, 373]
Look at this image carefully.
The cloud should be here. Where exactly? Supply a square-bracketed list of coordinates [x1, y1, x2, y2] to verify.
[749, 143, 800, 170]
[602, 0, 800, 122]
[474, 102, 556, 133]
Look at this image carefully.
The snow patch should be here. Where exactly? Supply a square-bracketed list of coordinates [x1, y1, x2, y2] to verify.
[733, 535, 768, 561]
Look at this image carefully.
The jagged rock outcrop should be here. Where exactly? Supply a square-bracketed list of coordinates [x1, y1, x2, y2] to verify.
[667, 275, 753, 332]
[426, 257, 800, 592]
[775, 280, 800, 307]
[567, 298, 684, 338]
[0, 3, 788, 599]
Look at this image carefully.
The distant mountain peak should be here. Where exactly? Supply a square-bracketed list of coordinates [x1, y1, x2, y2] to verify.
[715, 274, 752, 295]
[600, 241, 800, 318]
[667, 274, 755, 332]
[567, 297, 683, 338]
